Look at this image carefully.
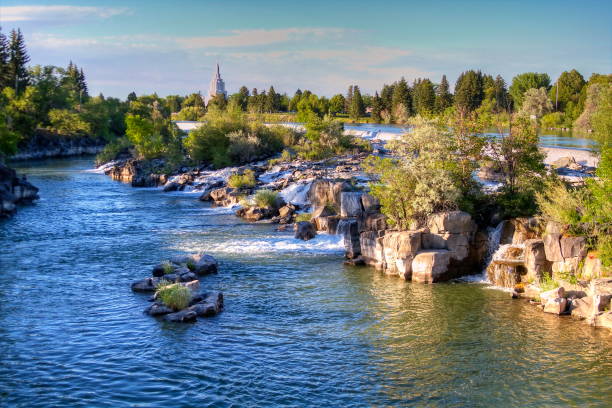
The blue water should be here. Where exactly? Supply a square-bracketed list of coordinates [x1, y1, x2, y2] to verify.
[1, 158, 610, 407]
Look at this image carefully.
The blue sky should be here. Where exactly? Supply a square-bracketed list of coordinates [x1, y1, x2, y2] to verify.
[1, 0, 610, 98]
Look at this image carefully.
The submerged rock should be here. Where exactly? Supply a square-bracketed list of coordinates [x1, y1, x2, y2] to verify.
[294, 221, 316, 241]
[0, 163, 39, 218]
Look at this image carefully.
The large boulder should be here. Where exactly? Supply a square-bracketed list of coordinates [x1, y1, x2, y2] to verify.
[236, 206, 275, 221]
[593, 312, 612, 329]
[560, 236, 587, 259]
[382, 231, 422, 279]
[193, 254, 218, 275]
[360, 231, 386, 270]
[308, 180, 348, 208]
[359, 213, 386, 232]
[131, 277, 161, 292]
[337, 218, 360, 258]
[360, 194, 380, 213]
[543, 233, 563, 262]
[313, 215, 340, 234]
[188, 291, 224, 317]
[523, 239, 549, 282]
[427, 211, 475, 234]
[411, 250, 451, 283]
[543, 297, 568, 315]
[540, 287, 565, 304]
[340, 192, 364, 217]
[294, 221, 316, 241]
[570, 297, 594, 320]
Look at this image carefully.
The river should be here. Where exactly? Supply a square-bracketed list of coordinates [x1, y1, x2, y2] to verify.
[1, 158, 610, 407]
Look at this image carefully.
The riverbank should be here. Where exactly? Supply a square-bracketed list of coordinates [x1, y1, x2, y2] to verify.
[0, 163, 39, 217]
[10, 131, 105, 161]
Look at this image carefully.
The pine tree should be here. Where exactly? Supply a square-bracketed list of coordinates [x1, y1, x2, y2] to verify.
[413, 78, 435, 115]
[371, 92, 383, 123]
[435, 75, 453, 112]
[127, 91, 137, 102]
[78, 68, 88, 98]
[8, 28, 30, 93]
[346, 85, 354, 113]
[266, 86, 280, 112]
[288, 89, 302, 111]
[380, 84, 394, 113]
[349, 85, 365, 120]
[391, 77, 412, 118]
[0, 27, 10, 89]
[454, 70, 484, 113]
[493, 75, 510, 112]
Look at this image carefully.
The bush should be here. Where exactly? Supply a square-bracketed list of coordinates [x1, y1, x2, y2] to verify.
[95, 136, 132, 165]
[253, 189, 279, 208]
[162, 261, 174, 275]
[295, 213, 312, 222]
[48, 109, 92, 136]
[539, 273, 559, 292]
[156, 283, 192, 311]
[228, 169, 256, 189]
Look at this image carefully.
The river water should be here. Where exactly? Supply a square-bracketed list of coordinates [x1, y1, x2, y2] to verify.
[1, 158, 610, 407]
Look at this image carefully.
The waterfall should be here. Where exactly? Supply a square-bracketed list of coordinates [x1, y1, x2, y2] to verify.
[485, 221, 506, 267]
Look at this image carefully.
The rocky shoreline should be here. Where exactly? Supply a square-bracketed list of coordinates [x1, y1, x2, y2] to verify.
[0, 163, 39, 218]
[10, 131, 105, 161]
[103, 147, 611, 330]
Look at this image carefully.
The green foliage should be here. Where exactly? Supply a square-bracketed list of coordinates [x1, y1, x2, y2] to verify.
[175, 106, 206, 121]
[365, 115, 483, 228]
[228, 169, 256, 189]
[186, 260, 196, 271]
[454, 70, 484, 112]
[162, 261, 175, 275]
[412, 78, 436, 115]
[253, 189, 279, 208]
[435, 75, 453, 112]
[95, 136, 132, 164]
[156, 283, 192, 311]
[539, 273, 559, 292]
[509, 72, 551, 108]
[48, 109, 91, 135]
[549, 69, 585, 112]
[295, 213, 312, 222]
[293, 116, 348, 160]
[541, 112, 570, 129]
[124, 114, 165, 159]
[349, 85, 365, 120]
[518, 88, 552, 119]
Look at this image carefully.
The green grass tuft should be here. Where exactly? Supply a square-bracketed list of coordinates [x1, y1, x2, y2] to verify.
[156, 283, 192, 311]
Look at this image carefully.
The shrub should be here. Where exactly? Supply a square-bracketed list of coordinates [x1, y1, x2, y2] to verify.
[539, 273, 559, 292]
[162, 261, 174, 275]
[228, 169, 256, 189]
[295, 213, 312, 222]
[48, 109, 92, 136]
[156, 283, 192, 311]
[95, 136, 132, 165]
[254, 189, 279, 208]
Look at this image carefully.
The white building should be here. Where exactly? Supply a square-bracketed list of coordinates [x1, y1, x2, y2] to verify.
[205, 63, 227, 105]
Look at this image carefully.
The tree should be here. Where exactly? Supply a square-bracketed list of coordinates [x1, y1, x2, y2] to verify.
[231, 86, 249, 111]
[345, 85, 354, 113]
[549, 69, 586, 122]
[265, 86, 280, 112]
[492, 75, 510, 112]
[519, 87, 553, 119]
[434, 75, 452, 112]
[371, 92, 383, 123]
[0, 27, 10, 89]
[127, 91, 137, 102]
[508, 72, 551, 108]
[349, 85, 365, 120]
[413, 78, 435, 115]
[183, 92, 205, 108]
[489, 116, 546, 217]
[288, 89, 302, 111]
[454, 70, 484, 112]
[380, 84, 394, 113]
[574, 81, 612, 132]
[328, 94, 346, 115]
[7, 29, 30, 94]
[391, 77, 411, 118]
[125, 114, 165, 159]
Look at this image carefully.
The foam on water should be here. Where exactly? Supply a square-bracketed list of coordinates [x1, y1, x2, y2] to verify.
[280, 181, 312, 206]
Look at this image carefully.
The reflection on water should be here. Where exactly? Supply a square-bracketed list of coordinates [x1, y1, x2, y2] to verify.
[0, 158, 610, 407]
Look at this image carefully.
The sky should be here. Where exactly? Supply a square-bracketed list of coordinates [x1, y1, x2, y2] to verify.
[0, 0, 610, 98]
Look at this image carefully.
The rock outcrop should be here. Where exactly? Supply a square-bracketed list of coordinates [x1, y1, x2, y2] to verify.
[0, 163, 39, 218]
[105, 159, 168, 187]
[11, 131, 104, 160]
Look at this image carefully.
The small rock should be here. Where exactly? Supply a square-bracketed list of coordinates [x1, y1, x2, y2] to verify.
[543, 297, 568, 315]
[145, 302, 173, 316]
[163, 309, 197, 323]
[193, 254, 218, 275]
[131, 277, 161, 292]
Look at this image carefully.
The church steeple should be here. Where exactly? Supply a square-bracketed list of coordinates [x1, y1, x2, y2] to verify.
[206, 62, 227, 105]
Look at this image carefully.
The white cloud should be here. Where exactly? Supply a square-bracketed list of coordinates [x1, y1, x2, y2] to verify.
[0, 5, 129, 22]
[177, 27, 350, 48]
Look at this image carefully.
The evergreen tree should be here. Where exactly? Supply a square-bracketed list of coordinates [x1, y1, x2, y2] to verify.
[492, 75, 510, 112]
[346, 85, 354, 113]
[266, 86, 280, 112]
[7, 28, 30, 93]
[0, 27, 10, 89]
[349, 85, 365, 120]
[127, 91, 137, 102]
[413, 78, 435, 115]
[380, 84, 395, 113]
[391, 77, 412, 116]
[454, 70, 484, 112]
[434, 75, 452, 112]
[78, 68, 88, 98]
[371, 92, 383, 123]
[236, 86, 249, 111]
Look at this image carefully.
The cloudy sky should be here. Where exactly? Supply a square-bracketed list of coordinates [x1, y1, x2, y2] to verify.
[1, 0, 610, 98]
